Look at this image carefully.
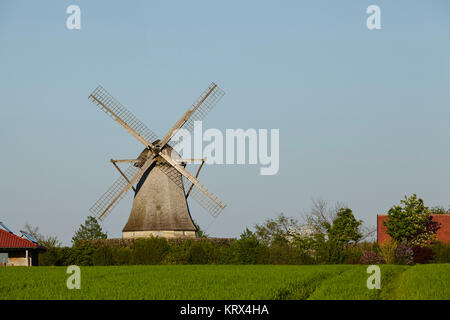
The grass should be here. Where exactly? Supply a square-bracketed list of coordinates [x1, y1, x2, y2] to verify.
[0, 264, 448, 300]
[308, 265, 410, 300]
[393, 264, 450, 300]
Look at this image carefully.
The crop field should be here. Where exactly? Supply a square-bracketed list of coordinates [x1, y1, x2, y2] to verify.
[0, 264, 449, 300]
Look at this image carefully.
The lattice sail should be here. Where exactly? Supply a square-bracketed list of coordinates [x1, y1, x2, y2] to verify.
[89, 85, 159, 145]
[89, 163, 139, 221]
[158, 162, 226, 217]
[169, 83, 225, 144]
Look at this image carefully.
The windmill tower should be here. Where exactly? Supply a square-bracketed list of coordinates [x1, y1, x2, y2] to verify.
[88, 83, 226, 239]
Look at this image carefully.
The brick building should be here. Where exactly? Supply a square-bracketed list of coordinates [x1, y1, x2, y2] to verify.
[377, 214, 450, 245]
[0, 228, 45, 266]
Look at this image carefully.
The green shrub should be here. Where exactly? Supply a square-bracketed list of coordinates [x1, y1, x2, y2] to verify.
[342, 245, 363, 264]
[39, 247, 71, 266]
[92, 246, 114, 266]
[431, 242, 450, 263]
[162, 241, 191, 264]
[132, 237, 169, 265]
[187, 241, 215, 264]
[38, 237, 444, 266]
[111, 248, 133, 265]
[380, 239, 397, 264]
[323, 240, 345, 264]
[64, 242, 95, 266]
[229, 234, 263, 264]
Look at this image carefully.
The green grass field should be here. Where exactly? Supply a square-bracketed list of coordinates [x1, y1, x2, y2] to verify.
[0, 264, 449, 300]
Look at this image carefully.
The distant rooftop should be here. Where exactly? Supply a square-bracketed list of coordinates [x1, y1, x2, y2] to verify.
[0, 229, 40, 249]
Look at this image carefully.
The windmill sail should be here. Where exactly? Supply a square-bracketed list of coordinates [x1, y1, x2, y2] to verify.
[89, 163, 140, 221]
[89, 85, 159, 147]
[169, 83, 225, 145]
[158, 162, 226, 217]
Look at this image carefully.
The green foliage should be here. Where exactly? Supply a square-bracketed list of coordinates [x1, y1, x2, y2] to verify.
[429, 206, 449, 214]
[67, 242, 95, 266]
[327, 208, 362, 248]
[254, 213, 301, 245]
[38, 247, 72, 266]
[228, 229, 263, 264]
[35, 209, 447, 268]
[132, 237, 169, 265]
[188, 241, 212, 264]
[161, 241, 191, 264]
[431, 242, 450, 263]
[111, 248, 133, 265]
[379, 239, 397, 264]
[384, 194, 437, 246]
[91, 246, 114, 266]
[342, 245, 363, 264]
[72, 216, 107, 244]
[323, 240, 346, 264]
[192, 220, 208, 238]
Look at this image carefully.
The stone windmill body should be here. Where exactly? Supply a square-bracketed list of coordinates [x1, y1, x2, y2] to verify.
[88, 83, 226, 239]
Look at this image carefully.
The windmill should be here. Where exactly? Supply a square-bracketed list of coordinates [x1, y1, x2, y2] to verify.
[88, 82, 226, 239]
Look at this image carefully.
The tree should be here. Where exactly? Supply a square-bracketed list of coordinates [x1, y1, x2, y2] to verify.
[327, 208, 362, 247]
[429, 206, 449, 215]
[301, 198, 338, 235]
[384, 194, 440, 246]
[302, 198, 374, 241]
[72, 216, 107, 244]
[254, 213, 303, 245]
[23, 224, 61, 249]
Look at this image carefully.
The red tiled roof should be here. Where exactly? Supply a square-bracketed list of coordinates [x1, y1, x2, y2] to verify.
[0, 229, 39, 248]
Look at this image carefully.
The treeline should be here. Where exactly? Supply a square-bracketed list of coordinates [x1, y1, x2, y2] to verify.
[37, 194, 450, 266]
[38, 235, 450, 266]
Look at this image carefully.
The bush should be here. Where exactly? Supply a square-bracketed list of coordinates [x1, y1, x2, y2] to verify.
[92, 246, 114, 266]
[342, 245, 363, 264]
[395, 241, 414, 265]
[132, 237, 169, 265]
[112, 248, 133, 265]
[411, 245, 435, 264]
[40, 237, 449, 266]
[67, 242, 95, 266]
[380, 239, 397, 264]
[39, 247, 71, 266]
[230, 231, 264, 264]
[324, 240, 346, 264]
[360, 250, 383, 264]
[162, 242, 190, 265]
[431, 242, 450, 263]
[187, 241, 213, 264]
[266, 244, 300, 264]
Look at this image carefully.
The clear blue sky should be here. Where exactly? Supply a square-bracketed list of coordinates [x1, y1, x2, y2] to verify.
[1, 0, 449, 244]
